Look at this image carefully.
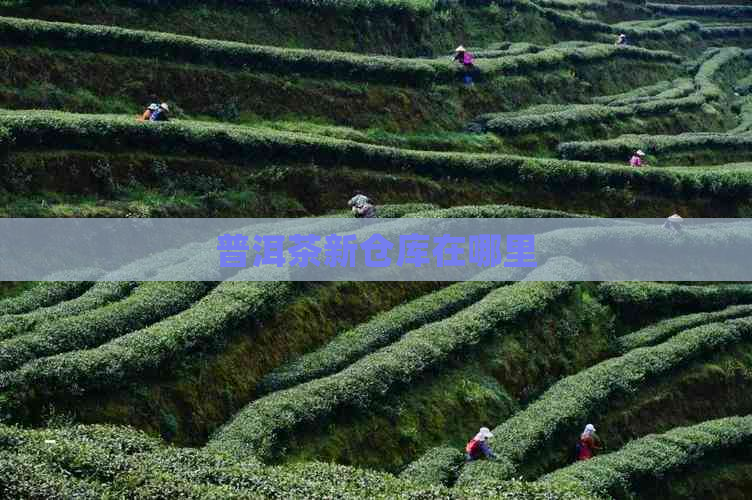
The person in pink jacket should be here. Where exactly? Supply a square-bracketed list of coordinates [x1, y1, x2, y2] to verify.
[629, 150, 646, 167]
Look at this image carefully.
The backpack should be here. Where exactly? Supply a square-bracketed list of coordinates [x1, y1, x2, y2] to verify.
[466, 438, 481, 457]
[463, 52, 475, 65]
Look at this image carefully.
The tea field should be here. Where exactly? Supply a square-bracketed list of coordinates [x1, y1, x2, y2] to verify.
[1, 0, 752, 498]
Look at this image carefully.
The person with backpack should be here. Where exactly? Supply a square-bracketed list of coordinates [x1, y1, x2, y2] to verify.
[453, 45, 476, 86]
[348, 193, 376, 218]
[465, 427, 496, 461]
[576, 424, 602, 461]
[629, 149, 646, 167]
[149, 102, 170, 122]
[139, 103, 159, 122]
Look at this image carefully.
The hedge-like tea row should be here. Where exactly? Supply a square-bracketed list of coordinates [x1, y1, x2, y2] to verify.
[458, 316, 752, 482]
[258, 281, 505, 394]
[649, 2, 752, 18]
[592, 78, 693, 107]
[598, 282, 752, 320]
[209, 261, 582, 462]
[0, 280, 297, 417]
[477, 47, 743, 135]
[0, 281, 95, 317]
[478, 96, 704, 135]
[0, 16, 679, 85]
[559, 132, 752, 163]
[397, 446, 465, 486]
[618, 303, 752, 352]
[7, 110, 752, 200]
[0, 281, 139, 341]
[0, 281, 213, 373]
[541, 416, 752, 498]
[0, 423, 596, 500]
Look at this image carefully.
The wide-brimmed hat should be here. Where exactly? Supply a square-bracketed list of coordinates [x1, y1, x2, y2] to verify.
[619, 33, 626, 38]
[668, 214, 683, 222]
[148, 103, 159, 111]
[160, 103, 169, 111]
[636, 150, 646, 156]
[476, 427, 494, 440]
[455, 45, 466, 52]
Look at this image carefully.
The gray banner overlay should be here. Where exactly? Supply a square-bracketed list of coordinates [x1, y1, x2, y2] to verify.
[1, 218, 751, 281]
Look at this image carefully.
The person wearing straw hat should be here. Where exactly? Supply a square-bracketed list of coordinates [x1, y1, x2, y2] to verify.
[453, 45, 476, 86]
[663, 213, 684, 231]
[629, 149, 646, 167]
[150, 102, 170, 122]
[615, 33, 628, 46]
[465, 426, 497, 461]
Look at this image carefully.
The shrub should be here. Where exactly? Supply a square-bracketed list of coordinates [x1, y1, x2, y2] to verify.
[0, 281, 213, 372]
[258, 280, 505, 393]
[457, 316, 752, 483]
[6, 110, 752, 200]
[398, 446, 465, 486]
[541, 416, 752, 498]
[0, 281, 139, 341]
[0, 16, 679, 86]
[208, 259, 584, 462]
[649, 3, 752, 18]
[618, 304, 752, 352]
[0, 281, 97, 317]
[0, 281, 297, 418]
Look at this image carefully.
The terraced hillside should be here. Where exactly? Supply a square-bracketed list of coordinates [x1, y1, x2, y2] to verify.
[2, 0, 752, 498]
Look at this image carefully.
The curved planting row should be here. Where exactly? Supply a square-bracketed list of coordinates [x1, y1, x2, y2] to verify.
[598, 281, 752, 322]
[560, 132, 752, 164]
[0, 16, 679, 85]
[208, 258, 586, 462]
[0, 280, 96, 317]
[488, 47, 746, 136]
[6, 111, 752, 203]
[541, 416, 752, 498]
[0, 281, 213, 373]
[618, 303, 752, 352]
[0, 280, 296, 420]
[456, 316, 752, 482]
[648, 3, 752, 18]
[592, 78, 694, 107]
[258, 280, 507, 394]
[0, 281, 139, 341]
[0, 423, 595, 500]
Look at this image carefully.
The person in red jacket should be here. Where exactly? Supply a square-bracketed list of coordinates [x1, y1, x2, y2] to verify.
[577, 424, 602, 461]
[465, 427, 496, 461]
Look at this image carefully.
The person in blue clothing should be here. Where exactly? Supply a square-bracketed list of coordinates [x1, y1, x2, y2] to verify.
[149, 102, 170, 122]
[465, 427, 496, 461]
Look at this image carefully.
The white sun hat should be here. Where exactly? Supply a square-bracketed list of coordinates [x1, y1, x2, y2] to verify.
[476, 427, 494, 440]
[636, 150, 646, 156]
[455, 45, 466, 52]
[668, 214, 683, 222]
[160, 103, 169, 111]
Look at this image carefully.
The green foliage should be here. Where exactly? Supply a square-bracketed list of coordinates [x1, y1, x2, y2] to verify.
[0, 281, 296, 417]
[258, 281, 505, 394]
[649, 2, 752, 18]
[209, 272, 579, 462]
[0, 16, 680, 86]
[398, 446, 465, 486]
[599, 282, 752, 321]
[618, 304, 752, 352]
[0, 280, 96, 317]
[0, 281, 139, 341]
[0, 421, 595, 499]
[7, 110, 752, 201]
[541, 416, 752, 498]
[457, 316, 752, 483]
[0, 281, 212, 373]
